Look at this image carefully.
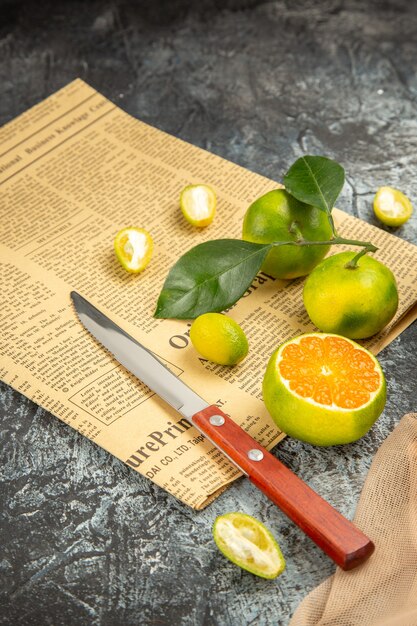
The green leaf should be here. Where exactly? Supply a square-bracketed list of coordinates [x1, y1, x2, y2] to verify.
[154, 239, 271, 319]
[283, 155, 345, 214]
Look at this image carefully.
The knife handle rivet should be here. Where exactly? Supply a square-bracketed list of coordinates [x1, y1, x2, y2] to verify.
[248, 449, 264, 462]
[209, 414, 225, 426]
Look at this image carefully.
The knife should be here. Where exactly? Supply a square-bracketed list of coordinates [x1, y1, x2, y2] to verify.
[71, 291, 374, 570]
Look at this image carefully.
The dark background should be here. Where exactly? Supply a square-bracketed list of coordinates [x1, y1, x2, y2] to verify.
[1, 1, 416, 624]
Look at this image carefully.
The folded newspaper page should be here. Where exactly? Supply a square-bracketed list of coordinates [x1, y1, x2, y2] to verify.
[1, 79, 416, 509]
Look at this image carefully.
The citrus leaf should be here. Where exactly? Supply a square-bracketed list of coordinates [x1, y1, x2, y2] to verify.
[283, 155, 345, 214]
[154, 239, 271, 319]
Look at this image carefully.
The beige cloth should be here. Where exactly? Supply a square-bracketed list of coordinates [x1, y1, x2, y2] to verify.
[290, 413, 417, 626]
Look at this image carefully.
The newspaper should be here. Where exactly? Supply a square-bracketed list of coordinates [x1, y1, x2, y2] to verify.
[1, 79, 416, 509]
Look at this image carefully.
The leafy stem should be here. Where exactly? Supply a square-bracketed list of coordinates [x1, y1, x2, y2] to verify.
[271, 236, 378, 253]
[155, 155, 380, 319]
[155, 236, 379, 319]
[271, 236, 378, 270]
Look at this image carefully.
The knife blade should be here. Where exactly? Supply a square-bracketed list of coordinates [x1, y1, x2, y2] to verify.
[71, 291, 374, 570]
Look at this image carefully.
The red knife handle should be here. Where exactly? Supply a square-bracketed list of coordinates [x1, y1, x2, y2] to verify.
[192, 405, 374, 570]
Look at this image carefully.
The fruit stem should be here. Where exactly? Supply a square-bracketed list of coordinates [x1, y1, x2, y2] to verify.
[344, 244, 376, 268]
[270, 237, 379, 265]
[271, 237, 378, 249]
[328, 212, 338, 237]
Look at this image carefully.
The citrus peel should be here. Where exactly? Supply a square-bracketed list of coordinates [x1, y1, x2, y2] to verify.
[213, 513, 286, 579]
[180, 184, 216, 227]
[263, 333, 386, 446]
[114, 227, 153, 273]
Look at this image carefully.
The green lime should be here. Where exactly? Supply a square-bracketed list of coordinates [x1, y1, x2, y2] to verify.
[114, 227, 153, 273]
[180, 184, 216, 227]
[242, 189, 333, 279]
[189, 313, 249, 365]
[213, 513, 286, 579]
[373, 186, 413, 227]
[303, 251, 398, 339]
[262, 333, 386, 446]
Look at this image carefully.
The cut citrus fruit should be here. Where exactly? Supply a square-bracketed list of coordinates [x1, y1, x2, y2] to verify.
[190, 313, 249, 365]
[263, 333, 386, 446]
[114, 227, 153, 273]
[373, 186, 413, 227]
[180, 184, 216, 227]
[213, 513, 286, 579]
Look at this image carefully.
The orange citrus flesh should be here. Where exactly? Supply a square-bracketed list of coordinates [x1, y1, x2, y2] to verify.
[278, 335, 380, 410]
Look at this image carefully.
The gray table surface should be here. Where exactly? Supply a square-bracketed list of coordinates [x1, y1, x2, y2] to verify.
[1, 1, 417, 624]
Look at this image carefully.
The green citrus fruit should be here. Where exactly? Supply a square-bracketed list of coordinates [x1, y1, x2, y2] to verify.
[262, 333, 386, 446]
[213, 512, 286, 579]
[189, 313, 249, 365]
[114, 227, 153, 273]
[303, 251, 398, 339]
[242, 189, 333, 279]
[180, 184, 216, 227]
[373, 186, 413, 227]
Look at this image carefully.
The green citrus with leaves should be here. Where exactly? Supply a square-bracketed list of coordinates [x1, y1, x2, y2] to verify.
[303, 251, 398, 339]
[213, 512, 286, 579]
[242, 189, 333, 279]
[189, 313, 249, 365]
[262, 333, 386, 446]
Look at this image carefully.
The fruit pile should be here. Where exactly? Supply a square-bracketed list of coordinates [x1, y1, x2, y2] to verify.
[113, 155, 405, 449]
[112, 155, 412, 579]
